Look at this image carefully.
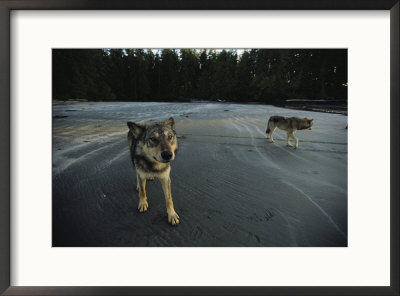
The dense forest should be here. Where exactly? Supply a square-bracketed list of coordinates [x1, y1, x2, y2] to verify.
[52, 49, 347, 103]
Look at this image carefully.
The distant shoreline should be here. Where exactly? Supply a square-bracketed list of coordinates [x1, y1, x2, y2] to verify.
[276, 100, 347, 116]
[52, 99, 347, 115]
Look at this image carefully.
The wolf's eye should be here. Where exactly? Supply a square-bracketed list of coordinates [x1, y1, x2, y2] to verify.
[150, 137, 157, 142]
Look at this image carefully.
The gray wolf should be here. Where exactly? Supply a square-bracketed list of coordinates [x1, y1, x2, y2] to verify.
[127, 117, 180, 225]
[266, 116, 314, 148]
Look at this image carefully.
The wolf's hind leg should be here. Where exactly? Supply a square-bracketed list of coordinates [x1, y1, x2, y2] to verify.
[137, 175, 148, 212]
[159, 176, 179, 225]
[269, 127, 277, 142]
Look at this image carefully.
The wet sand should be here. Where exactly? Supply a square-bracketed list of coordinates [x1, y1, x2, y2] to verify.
[52, 102, 347, 247]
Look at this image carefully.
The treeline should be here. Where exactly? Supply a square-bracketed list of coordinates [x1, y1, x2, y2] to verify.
[52, 49, 347, 103]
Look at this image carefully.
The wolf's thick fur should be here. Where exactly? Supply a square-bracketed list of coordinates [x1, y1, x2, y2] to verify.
[127, 117, 180, 225]
[266, 116, 314, 148]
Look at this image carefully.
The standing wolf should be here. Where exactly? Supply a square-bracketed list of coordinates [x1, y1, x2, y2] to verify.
[266, 116, 313, 148]
[127, 117, 180, 225]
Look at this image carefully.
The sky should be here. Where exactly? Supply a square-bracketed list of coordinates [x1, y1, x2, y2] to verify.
[149, 49, 246, 56]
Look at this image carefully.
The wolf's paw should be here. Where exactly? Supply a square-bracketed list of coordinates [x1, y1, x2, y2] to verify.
[138, 200, 148, 212]
[167, 210, 180, 225]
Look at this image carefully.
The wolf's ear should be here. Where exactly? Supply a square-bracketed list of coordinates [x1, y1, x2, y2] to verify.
[127, 121, 146, 139]
[164, 117, 175, 129]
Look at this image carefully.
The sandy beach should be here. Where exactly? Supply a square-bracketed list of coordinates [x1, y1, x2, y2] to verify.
[52, 102, 347, 247]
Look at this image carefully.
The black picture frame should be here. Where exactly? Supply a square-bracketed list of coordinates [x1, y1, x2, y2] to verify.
[0, 1, 398, 295]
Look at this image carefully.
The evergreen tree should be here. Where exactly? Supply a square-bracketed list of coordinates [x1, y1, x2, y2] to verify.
[235, 50, 255, 100]
[197, 50, 212, 100]
[179, 49, 200, 99]
[159, 49, 180, 100]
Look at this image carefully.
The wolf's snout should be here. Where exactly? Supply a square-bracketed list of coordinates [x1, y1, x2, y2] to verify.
[161, 150, 173, 161]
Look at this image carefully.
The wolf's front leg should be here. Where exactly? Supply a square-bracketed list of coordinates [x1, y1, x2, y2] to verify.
[136, 173, 140, 191]
[293, 133, 299, 148]
[159, 176, 179, 225]
[286, 133, 293, 146]
[137, 174, 148, 212]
